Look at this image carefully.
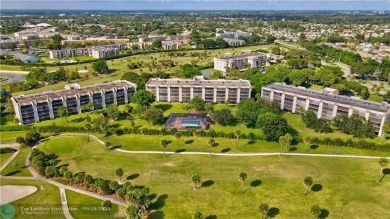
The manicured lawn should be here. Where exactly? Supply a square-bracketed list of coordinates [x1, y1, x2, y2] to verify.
[0, 152, 14, 167]
[0, 65, 23, 71]
[308, 84, 323, 91]
[368, 94, 383, 103]
[283, 113, 386, 144]
[36, 135, 390, 218]
[0, 178, 64, 219]
[0, 131, 26, 143]
[1, 147, 32, 177]
[66, 190, 124, 219]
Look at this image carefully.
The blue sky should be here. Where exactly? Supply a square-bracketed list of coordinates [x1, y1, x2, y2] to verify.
[2, 0, 390, 10]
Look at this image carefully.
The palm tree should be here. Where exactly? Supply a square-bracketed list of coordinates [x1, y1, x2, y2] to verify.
[192, 211, 203, 219]
[303, 136, 311, 152]
[378, 157, 388, 183]
[125, 205, 141, 219]
[193, 130, 200, 151]
[192, 174, 201, 190]
[105, 141, 112, 150]
[101, 200, 112, 219]
[234, 130, 241, 148]
[258, 203, 270, 219]
[304, 176, 313, 195]
[85, 123, 91, 142]
[161, 139, 168, 157]
[279, 134, 293, 155]
[238, 172, 247, 193]
[310, 205, 321, 219]
[175, 132, 181, 146]
[115, 168, 124, 182]
[208, 138, 215, 156]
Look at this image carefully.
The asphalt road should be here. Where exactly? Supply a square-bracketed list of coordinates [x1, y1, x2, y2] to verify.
[0, 70, 28, 86]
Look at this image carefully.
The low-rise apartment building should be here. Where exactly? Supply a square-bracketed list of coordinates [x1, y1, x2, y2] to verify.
[11, 80, 136, 125]
[146, 76, 251, 104]
[261, 83, 390, 136]
[49, 44, 123, 59]
[214, 52, 267, 74]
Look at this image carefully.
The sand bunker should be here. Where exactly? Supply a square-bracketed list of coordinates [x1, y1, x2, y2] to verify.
[0, 185, 37, 205]
[77, 70, 89, 73]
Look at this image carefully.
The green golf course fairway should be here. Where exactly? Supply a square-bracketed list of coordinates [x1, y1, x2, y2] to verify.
[36, 135, 390, 218]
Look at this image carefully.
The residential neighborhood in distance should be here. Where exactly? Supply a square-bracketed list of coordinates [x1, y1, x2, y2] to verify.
[0, 2, 389, 219]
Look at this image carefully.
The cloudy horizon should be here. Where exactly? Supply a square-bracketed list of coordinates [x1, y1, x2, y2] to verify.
[2, 0, 390, 11]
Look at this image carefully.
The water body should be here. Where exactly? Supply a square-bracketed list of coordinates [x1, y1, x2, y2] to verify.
[0, 72, 27, 86]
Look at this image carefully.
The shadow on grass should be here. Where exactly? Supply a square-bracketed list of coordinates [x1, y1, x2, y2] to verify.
[250, 180, 262, 187]
[185, 140, 194, 144]
[110, 145, 122, 150]
[201, 180, 214, 188]
[221, 148, 231, 153]
[154, 104, 172, 112]
[126, 174, 140, 180]
[268, 207, 280, 218]
[311, 184, 323, 192]
[205, 215, 217, 219]
[320, 209, 329, 218]
[289, 147, 297, 152]
[243, 180, 262, 193]
[247, 140, 256, 145]
[71, 117, 85, 123]
[175, 149, 186, 153]
[150, 194, 168, 210]
[5, 170, 21, 176]
[147, 210, 165, 219]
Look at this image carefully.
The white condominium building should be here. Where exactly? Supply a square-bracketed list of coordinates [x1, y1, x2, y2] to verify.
[214, 52, 267, 74]
[11, 80, 136, 125]
[216, 30, 252, 39]
[261, 83, 390, 136]
[49, 44, 123, 59]
[146, 76, 251, 104]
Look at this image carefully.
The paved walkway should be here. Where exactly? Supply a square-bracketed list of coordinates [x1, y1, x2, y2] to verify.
[0, 145, 19, 173]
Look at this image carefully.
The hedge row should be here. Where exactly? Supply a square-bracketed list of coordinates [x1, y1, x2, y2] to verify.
[0, 125, 27, 131]
[308, 136, 390, 152]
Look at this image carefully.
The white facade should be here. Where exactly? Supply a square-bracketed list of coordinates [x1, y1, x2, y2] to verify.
[11, 80, 136, 125]
[214, 52, 267, 74]
[146, 76, 251, 104]
[261, 83, 390, 136]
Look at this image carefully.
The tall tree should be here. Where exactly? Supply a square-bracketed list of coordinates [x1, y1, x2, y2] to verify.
[235, 130, 241, 149]
[115, 168, 124, 182]
[174, 132, 181, 146]
[303, 136, 311, 152]
[310, 205, 322, 219]
[208, 138, 215, 157]
[92, 59, 109, 75]
[378, 157, 388, 183]
[258, 203, 270, 219]
[131, 90, 154, 107]
[101, 200, 112, 219]
[161, 139, 168, 157]
[238, 172, 247, 193]
[125, 205, 141, 219]
[58, 106, 68, 123]
[279, 134, 293, 155]
[304, 176, 313, 195]
[192, 174, 201, 190]
[85, 123, 91, 142]
[192, 211, 203, 219]
[105, 141, 112, 150]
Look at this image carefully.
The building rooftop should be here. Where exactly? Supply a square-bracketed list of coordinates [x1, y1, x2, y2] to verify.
[146, 76, 251, 87]
[12, 80, 136, 105]
[264, 83, 390, 113]
[216, 52, 266, 60]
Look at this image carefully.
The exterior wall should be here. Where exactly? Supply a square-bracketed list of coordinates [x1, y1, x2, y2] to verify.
[213, 53, 266, 74]
[261, 87, 389, 136]
[11, 82, 136, 125]
[146, 82, 251, 104]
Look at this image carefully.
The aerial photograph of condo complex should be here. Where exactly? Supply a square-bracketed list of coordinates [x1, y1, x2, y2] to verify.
[0, 0, 390, 218]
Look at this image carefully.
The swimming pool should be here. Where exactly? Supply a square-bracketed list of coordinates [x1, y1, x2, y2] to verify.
[181, 120, 201, 127]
